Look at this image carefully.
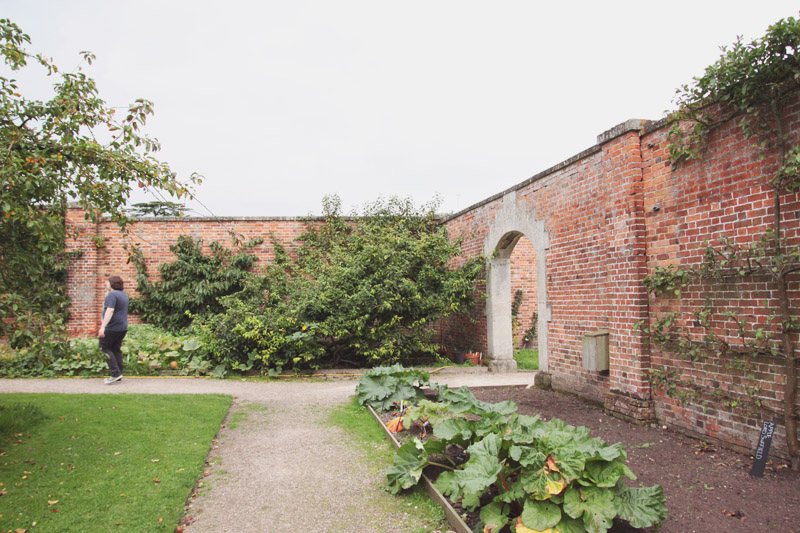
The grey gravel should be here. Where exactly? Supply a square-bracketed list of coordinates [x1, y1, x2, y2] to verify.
[0, 371, 534, 532]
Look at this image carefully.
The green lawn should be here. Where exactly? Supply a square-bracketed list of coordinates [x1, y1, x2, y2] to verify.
[0, 393, 231, 532]
[514, 348, 539, 370]
[327, 397, 449, 532]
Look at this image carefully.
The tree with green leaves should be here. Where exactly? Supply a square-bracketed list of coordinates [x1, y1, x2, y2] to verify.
[0, 19, 197, 359]
[128, 201, 188, 217]
[649, 16, 800, 468]
[130, 233, 263, 331]
[288, 195, 484, 367]
[135, 195, 484, 372]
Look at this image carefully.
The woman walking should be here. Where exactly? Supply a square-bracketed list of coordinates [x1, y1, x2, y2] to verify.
[98, 275, 129, 384]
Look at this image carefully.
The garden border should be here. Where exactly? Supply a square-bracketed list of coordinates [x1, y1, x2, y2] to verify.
[367, 405, 472, 533]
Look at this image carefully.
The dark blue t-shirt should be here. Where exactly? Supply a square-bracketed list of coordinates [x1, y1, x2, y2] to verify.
[103, 290, 129, 331]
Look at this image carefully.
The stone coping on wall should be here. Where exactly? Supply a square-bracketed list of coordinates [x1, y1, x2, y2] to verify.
[441, 117, 666, 224]
[66, 205, 329, 222]
[68, 117, 671, 226]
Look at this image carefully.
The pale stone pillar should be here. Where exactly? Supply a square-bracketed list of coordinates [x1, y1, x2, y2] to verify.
[486, 258, 518, 372]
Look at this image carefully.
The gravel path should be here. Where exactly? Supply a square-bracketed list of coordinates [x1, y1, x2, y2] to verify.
[0, 370, 534, 532]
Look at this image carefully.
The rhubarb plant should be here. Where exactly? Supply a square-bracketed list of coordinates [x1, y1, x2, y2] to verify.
[355, 364, 430, 412]
[385, 385, 667, 532]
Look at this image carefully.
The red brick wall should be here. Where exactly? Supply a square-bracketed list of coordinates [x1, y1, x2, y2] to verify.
[439, 111, 799, 457]
[639, 101, 800, 458]
[64, 212, 314, 337]
[510, 235, 536, 348]
[63, 103, 800, 459]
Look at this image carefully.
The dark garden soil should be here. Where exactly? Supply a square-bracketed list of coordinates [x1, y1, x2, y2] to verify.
[467, 386, 800, 533]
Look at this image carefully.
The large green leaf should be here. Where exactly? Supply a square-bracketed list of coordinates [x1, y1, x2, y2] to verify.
[612, 483, 668, 529]
[553, 448, 586, 483]
[581, 459, 634, 487]
[385, 439, 428, 494]
[457, 454, 503, 501]
[436, 453, 503, 511]
[509, 445, 546, 468]
[355, 374, 395, 409]
[563, 486, 617, 533]
[503, 413, 543, 444]
[479, 501, 510, 531]
[520, 499, 562, 531]
[433, 470, 462, 500]
[434, 418, 475, 442]
[355, 365, 428, 411]
[433, 384, 517, 416]
[579, 441, 625, 462]
[555, 517, 588, 533]
[467, 432, 502, 459]
[520, 455, 568, 500]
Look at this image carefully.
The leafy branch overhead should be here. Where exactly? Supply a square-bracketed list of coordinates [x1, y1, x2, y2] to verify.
[653, 15, 800, 469]
[0, 19, 199, 363]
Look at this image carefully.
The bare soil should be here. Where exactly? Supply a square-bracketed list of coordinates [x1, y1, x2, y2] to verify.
[469, 386, 800, 533]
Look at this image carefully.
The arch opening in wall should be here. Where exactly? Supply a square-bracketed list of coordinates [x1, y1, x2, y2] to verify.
[510, 234, 538, 365]
[484, 203, 550, 373]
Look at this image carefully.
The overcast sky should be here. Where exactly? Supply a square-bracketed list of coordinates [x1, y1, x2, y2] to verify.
[4, 1, 799, 216]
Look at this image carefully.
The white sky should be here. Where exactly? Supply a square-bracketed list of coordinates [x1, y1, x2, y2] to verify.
[3, 1, 799, 216]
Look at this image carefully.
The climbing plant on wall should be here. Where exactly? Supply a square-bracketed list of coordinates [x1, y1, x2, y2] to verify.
[642, 16, 800, 469]
[130, 232, 264, 331]
[0, 20, 196, 362]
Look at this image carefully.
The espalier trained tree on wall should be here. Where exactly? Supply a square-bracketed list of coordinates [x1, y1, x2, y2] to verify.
[642, 17, 800, 468]
[0, 20, 197, 365]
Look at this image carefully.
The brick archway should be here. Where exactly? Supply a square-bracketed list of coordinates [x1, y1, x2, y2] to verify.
[484, 193, 550, 372]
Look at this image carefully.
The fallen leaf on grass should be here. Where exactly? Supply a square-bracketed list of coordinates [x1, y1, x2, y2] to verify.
[158, 518, 163, 524]
[48, 500, 58, 505]
[153, 478, 161, 485]
[151, 459, 159, 463]
[50, 509, 59, 513]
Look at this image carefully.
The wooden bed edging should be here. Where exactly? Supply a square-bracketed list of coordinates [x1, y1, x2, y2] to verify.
[367, 405, 473, 533]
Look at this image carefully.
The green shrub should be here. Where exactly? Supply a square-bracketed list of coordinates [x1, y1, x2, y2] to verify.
[0, 324, 208, 377]
[132, 195, 483, 371]
[277, 195, 484, 367]
[191, 297, 323, 375]
[130, 233, 263, 331]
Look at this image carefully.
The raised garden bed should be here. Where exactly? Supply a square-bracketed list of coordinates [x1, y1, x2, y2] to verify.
[368, 405, 472, 533]
[357, 365, 797, 532]
[357, 366, 668, 533]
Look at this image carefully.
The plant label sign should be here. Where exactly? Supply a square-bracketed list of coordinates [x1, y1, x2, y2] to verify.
[749, 421, 775, 478]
